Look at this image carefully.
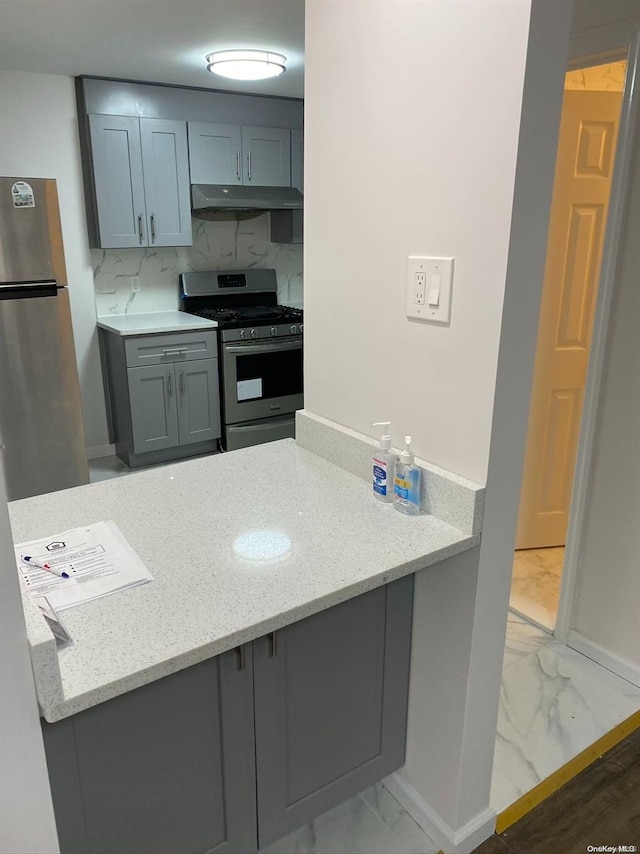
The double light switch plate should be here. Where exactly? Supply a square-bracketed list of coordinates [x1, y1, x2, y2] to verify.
[406, 256, 454, 324]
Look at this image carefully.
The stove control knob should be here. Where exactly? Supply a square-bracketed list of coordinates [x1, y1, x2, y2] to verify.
[300, 323, 304, 333]
[290, 324, 297, 334]
[270, 326, 278, 337]
[250, 328, 257, 339]
[239, 329, 246, 340]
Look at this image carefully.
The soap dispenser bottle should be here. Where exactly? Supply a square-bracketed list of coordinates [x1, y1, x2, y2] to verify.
[372, 422, 395, 502]
[394, 436, 422, 515]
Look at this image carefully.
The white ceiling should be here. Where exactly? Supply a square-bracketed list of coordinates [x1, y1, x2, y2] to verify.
[0, 0, 305, 98]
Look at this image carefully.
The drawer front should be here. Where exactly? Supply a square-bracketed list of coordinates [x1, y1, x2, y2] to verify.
[125, 331, 217, 367]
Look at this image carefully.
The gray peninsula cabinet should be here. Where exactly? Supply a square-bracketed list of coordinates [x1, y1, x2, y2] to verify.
[88, 114, 192, 249]
[188, 122, 292, 187]
[41, 576, 414, 854]
[99, 328, 220, 467]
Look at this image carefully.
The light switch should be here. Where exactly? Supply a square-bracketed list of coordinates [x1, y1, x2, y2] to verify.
[428, 273, 441, 306]
[406, 257, 454, 324]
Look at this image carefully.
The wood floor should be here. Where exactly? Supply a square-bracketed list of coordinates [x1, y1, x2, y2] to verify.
[474, 726, 640, 854]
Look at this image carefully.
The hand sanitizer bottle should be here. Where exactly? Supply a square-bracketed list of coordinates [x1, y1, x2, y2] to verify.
[394, 436, 422, 515]
[373, 422, 395, 502]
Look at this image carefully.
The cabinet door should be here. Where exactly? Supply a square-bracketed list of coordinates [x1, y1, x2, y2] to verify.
[188, 122, 242, 185]
[140, 118, 192, 247]
[127, 364, 179, 454]
[242, 126, 291, 187]
[291, 128, 304, 193]
[253, 576, 414, 848]
[176, 357, 221, 446]
[42, 653, 258, 854]
[89, 114, 147, 248]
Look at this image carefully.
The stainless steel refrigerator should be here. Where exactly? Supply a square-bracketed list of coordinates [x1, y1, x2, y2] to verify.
[0, 177, 89, 500]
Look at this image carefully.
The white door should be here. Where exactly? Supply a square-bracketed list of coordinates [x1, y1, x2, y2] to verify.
[516, 90, 622, 549]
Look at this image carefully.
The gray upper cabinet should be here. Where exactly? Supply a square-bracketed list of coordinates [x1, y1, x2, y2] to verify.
[188, 122, 292, 187]
[291, 129, 304, 193]
[89, 114, 147, 249]
[270, 129, 303, 245]
[42, 653, 257, 854]
[176, 358, 221, 445]
[242, 126, 291, 187]
[139, 118, 192, 247]
[188, 122, 243, 185]
[88, 114, 192, 249]
[253, 576, 414, 849]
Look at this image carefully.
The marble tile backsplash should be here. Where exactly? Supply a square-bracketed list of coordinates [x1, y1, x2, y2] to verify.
[92, 214, 303, 315]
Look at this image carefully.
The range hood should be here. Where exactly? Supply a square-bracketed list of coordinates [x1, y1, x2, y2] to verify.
[191, 184, 303, 219]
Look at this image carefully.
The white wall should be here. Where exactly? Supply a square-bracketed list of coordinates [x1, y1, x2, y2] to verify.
[304, 0, 534, 486]
[572, 105, 640, 672]
[0, 70, 109, 452]
[0, 463, 58, 853]
[305, 0, 573, 844]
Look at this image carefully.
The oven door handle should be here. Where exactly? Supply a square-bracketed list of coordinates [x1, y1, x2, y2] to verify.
[224, 341, 301, 356]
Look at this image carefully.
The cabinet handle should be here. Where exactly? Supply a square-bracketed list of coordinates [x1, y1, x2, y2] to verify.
[235, 645, 246, 671]
[161, 348, 188, 356]
[236, 151, 241, 181]
[268, 631, 278, 657]
[150, 213, 156, 244]
[179, 370, 185, 396]
[248, 152, 252, 181]
[167, 371, 173, 396]
[137, 214, 144, 244]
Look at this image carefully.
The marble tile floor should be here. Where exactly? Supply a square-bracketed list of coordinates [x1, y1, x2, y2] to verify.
[511, 546, 564, 612]
[492, 613, 640, 815]
[86, 458, 640, 848]
[260, 784, 438, 854]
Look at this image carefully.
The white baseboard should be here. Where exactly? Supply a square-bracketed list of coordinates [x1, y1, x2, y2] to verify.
[383, 773, 496, 854]
[86, 444, 115, 461]
[568, 630, 640, 688]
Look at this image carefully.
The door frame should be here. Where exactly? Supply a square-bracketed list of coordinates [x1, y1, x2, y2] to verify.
[555, 22, 640, 643]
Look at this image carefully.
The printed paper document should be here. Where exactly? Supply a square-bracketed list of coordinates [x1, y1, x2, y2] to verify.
[15, 521, 153, 611]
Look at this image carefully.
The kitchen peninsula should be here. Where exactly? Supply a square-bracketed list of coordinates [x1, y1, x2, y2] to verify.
[12, 422, 483, 853]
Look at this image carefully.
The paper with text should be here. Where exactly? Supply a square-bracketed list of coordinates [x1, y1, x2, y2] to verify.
[15, 521, 153, 611]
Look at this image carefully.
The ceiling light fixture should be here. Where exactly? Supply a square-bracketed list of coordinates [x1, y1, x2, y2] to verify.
[206, 49, 287, 81]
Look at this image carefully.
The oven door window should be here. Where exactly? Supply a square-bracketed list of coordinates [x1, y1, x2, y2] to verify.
[235, 347, 302, 401]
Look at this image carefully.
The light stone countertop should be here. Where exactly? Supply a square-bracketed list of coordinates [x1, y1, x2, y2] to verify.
[97, 311, 218, 336]
[10, 440, 479, 722]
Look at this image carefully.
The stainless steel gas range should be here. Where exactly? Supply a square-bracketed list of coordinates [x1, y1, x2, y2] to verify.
[179, 269, 302, 451]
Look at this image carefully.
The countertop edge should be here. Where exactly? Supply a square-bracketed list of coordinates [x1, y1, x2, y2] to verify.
[40, 530, 479, 723]
[97, 312, 218, 336]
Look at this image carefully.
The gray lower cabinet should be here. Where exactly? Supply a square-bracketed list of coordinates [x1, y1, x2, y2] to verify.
[128, 364, 179, 453]
[177, 359, 221, 445]
[128, 359, 220, 454]
[41, 577, 413, 854]
[99, 329, 221, 467]
[43, 653, 257, 854]
[254, 577, 413, 847]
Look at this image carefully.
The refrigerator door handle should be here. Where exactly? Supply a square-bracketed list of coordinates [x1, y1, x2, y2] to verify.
[0, 281, 58, 300]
